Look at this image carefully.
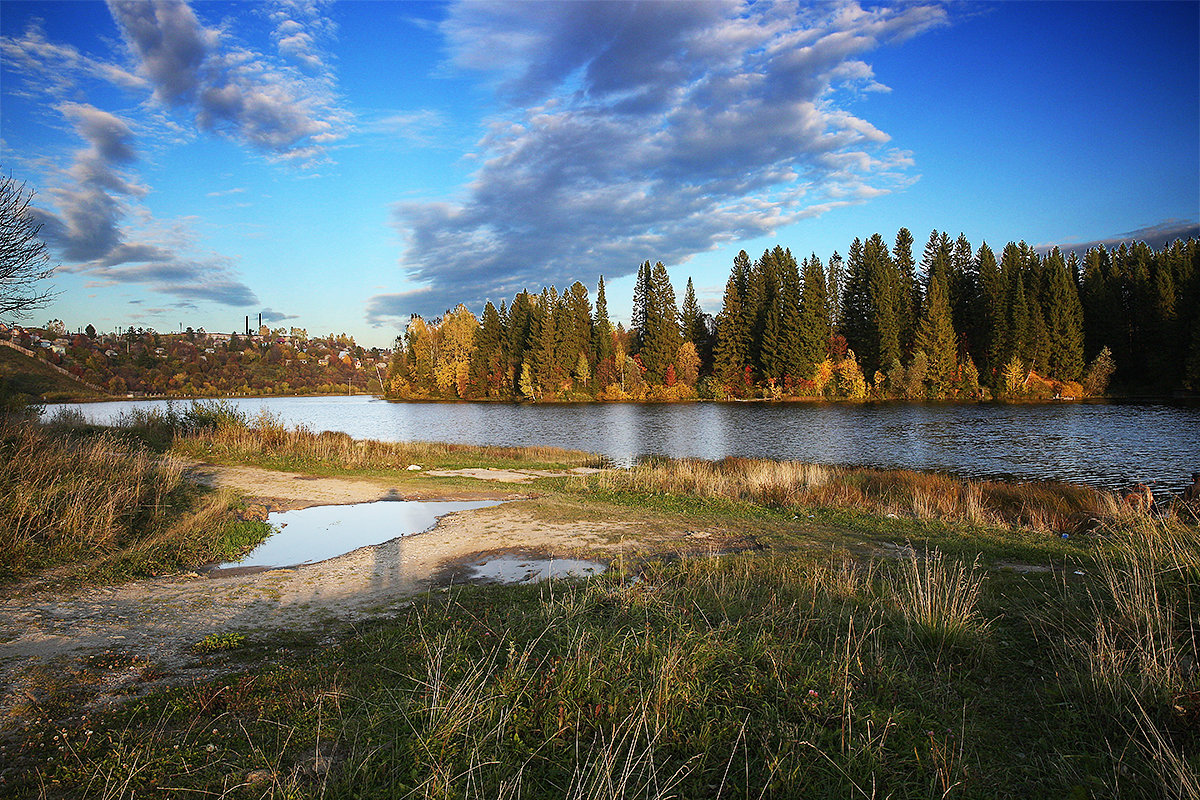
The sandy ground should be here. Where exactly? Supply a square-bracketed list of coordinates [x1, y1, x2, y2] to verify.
[0, 465, 737, 727]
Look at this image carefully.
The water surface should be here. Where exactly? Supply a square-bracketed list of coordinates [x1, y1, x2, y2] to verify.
[467, 555, 606, 584]
[52, 395, 1200, 492]
[220, 499, 502, 569]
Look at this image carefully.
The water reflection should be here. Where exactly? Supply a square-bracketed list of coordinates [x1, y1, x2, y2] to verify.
[221, 499, 502, 569]
[49, 396, 1200, 492]
[467, 555, 605, 584]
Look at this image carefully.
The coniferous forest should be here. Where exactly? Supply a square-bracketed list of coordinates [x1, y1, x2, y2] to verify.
[385, 231, 1200, 402]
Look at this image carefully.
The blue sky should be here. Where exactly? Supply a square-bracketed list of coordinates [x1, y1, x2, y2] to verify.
[2, 0, 1196, 348]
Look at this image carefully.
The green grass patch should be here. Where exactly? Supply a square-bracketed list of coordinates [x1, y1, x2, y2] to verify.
[7, 546, 1195, 799]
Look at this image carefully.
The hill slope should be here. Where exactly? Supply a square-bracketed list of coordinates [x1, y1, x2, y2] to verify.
[0, 343, 104, 401]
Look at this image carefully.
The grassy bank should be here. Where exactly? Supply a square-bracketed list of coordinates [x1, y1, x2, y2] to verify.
[573, 455, 1146, 534]
[3, 406, 1196, 798]
[4, 528, 1195, 799]
[0, 416, 270, 587]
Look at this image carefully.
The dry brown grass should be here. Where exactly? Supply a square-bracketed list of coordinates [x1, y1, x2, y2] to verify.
[175, 409, 599, 472]
[585, 455, 1135, 532]
[0, 418, 187, 578]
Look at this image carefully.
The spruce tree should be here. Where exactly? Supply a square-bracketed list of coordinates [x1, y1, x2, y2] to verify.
[593, 275, 614, 367]
[841, 238, 871, 366]
[531, 287, 562, 394]
[1043, 247, 1084, 381]
[1005, 266, 1032, 369]
[563, 281, 593, 370]
[631, 260, 652, 353]
[893, 227, 919, 352]
[776, 247, 803, 383]
[865, 233, 901, 376]
[951, 233, 978, 360]
[714, 266, 751, 387]
[976, 242, 1004, 382]
[797, 254, 830, 378]
[640, 262, 682, 384]
[826, 250, 843, 339]
[469, 301, 505, 397]
[915, 273, 958, 397]
[681, 277, 705, 347]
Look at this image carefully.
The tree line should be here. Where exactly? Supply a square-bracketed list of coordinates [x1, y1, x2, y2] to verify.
[385, 231, 1200, 402]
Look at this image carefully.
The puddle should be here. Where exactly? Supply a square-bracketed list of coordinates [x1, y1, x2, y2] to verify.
[467, 555, 606, 584]
[220, 500, 503, 569]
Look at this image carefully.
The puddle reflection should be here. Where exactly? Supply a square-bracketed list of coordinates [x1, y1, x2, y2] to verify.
[468, 555, 606, 584]
[222, 500, 503, 569]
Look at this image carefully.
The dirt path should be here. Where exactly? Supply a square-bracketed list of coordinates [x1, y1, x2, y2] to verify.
[0, 465, 735, 725]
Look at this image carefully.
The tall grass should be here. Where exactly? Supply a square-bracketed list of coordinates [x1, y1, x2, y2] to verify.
[0, 417, 269, 584]
[171, 405, 601, 472]
[0, 418, 185, 579]
[893, 548, 990, 654]
[581, 455, 1130, 532]
[1084, 522, 1199, 703]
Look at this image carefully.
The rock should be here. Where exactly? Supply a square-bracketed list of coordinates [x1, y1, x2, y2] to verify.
[245, 769, 274, 784]
[406, 464, 422, 471]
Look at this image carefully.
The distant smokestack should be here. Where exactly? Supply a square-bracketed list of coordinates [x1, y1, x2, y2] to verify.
[258, 313, 262, 330]
[245, 316, 249, 335]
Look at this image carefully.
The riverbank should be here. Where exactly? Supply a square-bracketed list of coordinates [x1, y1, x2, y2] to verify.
[1, 415, 1196, 798]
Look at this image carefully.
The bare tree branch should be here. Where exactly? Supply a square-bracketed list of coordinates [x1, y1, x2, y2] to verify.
[0, 171, 57, 318]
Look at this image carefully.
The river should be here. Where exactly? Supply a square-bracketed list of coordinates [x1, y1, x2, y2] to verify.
[47, 396, 1200, 494]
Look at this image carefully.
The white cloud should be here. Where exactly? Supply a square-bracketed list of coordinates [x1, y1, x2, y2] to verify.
[378, 0, 948, 321]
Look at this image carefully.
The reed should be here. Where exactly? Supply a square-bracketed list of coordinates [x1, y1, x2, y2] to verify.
[1084, 521, 1199, 704]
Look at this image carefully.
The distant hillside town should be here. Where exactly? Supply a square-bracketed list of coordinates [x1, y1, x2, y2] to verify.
[0, 320, 391, 397]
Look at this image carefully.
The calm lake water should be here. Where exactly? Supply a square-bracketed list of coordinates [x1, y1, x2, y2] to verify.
[49, 395, 1200, 493]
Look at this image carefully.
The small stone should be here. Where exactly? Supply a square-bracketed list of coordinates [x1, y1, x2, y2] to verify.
[407, 464, 422, 471]
[245, 769, 274, 784]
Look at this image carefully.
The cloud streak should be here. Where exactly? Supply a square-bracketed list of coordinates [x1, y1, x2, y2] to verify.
[1037, 219, 1200, 255]
[27, 102, 259, 308]
[373, 0, 946, 325]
